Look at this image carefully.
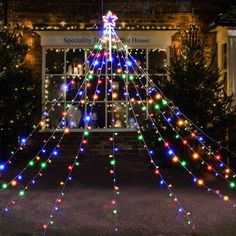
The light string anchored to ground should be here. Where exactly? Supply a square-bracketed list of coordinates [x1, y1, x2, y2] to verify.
[111, 29, 236, 188]
[1, 11, 236, 235]
[0, 45, 107, 213]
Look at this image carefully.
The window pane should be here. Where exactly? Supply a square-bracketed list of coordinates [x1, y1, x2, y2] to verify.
[66, 49, 85, 75]
[47, 102, 65, 129]
[45, 49, 64, 74]
[45, 75, 65, 101]
[128, 75, 147, 100]
[66, 76, 85, 102]
[107, 102, 128, 128]
[128, 102, 146, 126]
[148, 49, 167, 75]
[128, 49, 147, 74]
[86, 75, 106, 101]
[66, 103, 85, 128]
[107, 76, 126, 101]
[86, 103, 105, 128]
[148, 49, 167, 87]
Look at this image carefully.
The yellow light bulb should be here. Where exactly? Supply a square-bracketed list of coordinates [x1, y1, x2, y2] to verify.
[11, 180, 17, 187]
[172, 156, 179, 163]
[64, 127, 70, 134]
[177, 120, 184, 126]
[155, 94, 162, 100]
[40, 121, 45, 127]
[192, 153, 199, 160]
[112, 93, 118, 99]
[223, 195, 229, 201]
[197, 179, 204, 186]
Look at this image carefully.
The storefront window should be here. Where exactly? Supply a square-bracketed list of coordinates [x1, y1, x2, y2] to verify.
[42, 47, 167, 130]
[45, 49, 64, 74]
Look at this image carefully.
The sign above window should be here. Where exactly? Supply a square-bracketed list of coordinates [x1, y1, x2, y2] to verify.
[37, 30, 176, 49]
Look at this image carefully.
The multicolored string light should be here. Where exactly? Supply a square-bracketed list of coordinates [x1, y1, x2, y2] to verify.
[1, 11, 236, 234]
[1, 45, 106, 211]
[0, 38, 104, 170]
[42, 53, 107, 233]
[112, 29, 236, 188]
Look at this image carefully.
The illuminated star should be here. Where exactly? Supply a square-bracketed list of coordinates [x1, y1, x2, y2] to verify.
[103, 11, 118, 28]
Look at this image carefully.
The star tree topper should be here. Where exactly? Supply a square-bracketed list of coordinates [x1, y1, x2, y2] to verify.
[103, 11, 118, 28]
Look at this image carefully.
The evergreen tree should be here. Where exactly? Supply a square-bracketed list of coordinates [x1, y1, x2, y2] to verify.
[163, 25, 235, 140]
[0, 27, 40, 157]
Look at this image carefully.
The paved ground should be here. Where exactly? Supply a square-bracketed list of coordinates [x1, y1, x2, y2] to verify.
[0, 159, 236, 236]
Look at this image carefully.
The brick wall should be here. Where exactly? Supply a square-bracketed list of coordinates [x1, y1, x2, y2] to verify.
[5, 0, 227, 82]
[26, 132, 146, 158]
[8, 0, 229, 27]
[18, 132, 152, 172]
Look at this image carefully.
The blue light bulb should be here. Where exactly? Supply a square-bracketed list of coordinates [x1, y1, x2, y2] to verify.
[168, 149, 173, 156]
[0, 164, 5, 171]
[85, 115, 91, 122]
[20, 137, 27, 145]
[127, 61, 132, 66]
[17, 175, 23, 180]
[53, 150, 58, 156]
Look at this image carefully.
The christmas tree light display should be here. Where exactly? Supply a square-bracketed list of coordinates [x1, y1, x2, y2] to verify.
[0, 11, 236, 234]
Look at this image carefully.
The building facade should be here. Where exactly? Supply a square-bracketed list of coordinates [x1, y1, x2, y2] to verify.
[212, 7, 236, 100]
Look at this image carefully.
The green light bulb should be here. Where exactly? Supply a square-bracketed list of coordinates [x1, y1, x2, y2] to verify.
[29, 160, 34, 166]
[175, 134, 180, 139]
[129, 75, 134, 81]
[2, 183, 7, 189]
[181, 161, 187, 167]
[110, 159, 116, 166]
[18, 190, 25, 197]
[154, 104, 160, 110]
[41, 162, 47, 168]
[87, 74, 93, 81]
[121, 74, 126, 80]
[138, 135, 143, 141]
[162, 99, 168, 105]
